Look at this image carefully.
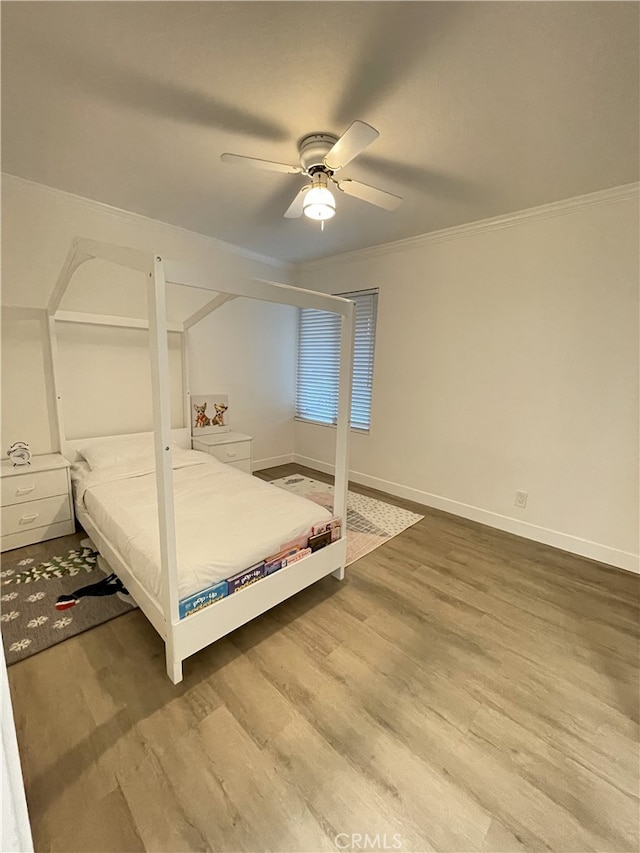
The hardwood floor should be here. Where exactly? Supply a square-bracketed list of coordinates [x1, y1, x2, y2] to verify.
[5, 464, 639, 852]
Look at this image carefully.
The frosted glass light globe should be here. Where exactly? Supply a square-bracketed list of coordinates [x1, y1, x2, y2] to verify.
[303, 186, 336, 220]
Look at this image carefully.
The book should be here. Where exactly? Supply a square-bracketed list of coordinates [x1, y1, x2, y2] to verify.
[308, 530, 332, 552]
[285, 547, 311, 564]
[311, 516, 341, 542]
[264, 546, 299, 575]
[179, 580, 228, 619]
[228, 562, 265, 593]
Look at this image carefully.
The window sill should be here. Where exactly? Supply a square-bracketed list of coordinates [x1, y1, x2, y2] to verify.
[294, 417, 370, 435]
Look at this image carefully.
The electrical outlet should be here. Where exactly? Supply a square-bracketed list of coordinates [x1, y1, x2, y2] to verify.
[514, 490, 528, 509]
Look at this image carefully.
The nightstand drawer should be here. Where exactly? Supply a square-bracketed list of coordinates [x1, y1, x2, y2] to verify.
[2, 494, 71, 537]
[207, 441, 251, 464]
[1, 468, 68, 507]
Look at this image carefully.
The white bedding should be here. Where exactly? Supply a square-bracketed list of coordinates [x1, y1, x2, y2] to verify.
[72, 452, 331, 602]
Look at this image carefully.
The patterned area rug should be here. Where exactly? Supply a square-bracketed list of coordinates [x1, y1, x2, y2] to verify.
[1, 545, 135, 665]
[271, 475, 424, 565]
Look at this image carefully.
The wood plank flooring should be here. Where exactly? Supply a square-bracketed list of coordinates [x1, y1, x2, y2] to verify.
[5, 464, 639, 852]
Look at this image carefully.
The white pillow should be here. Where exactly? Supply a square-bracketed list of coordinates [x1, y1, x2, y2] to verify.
[77, 434, 152, 470]
[78, 435, 196, 471]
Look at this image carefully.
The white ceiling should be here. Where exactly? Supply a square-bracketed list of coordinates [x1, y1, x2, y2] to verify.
[2, 2, 638, 264]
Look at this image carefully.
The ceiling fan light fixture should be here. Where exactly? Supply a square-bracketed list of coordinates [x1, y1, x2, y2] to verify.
[222, 120, 403, 222]
[303, 172, 335, 221]
[303, 186, 336, 220]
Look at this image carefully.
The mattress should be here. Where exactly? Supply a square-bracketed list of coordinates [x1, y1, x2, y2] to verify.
[72, 452, 331, 602]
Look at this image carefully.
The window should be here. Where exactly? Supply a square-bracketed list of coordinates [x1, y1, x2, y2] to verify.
[296, 289, 378, 431]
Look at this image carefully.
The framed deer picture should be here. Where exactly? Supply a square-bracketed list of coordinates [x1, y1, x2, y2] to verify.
[191, 394, 230, 436]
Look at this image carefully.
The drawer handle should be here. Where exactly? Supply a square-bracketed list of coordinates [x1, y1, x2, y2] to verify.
[20, 513, 39, 524]
[16, 486, 36, 497]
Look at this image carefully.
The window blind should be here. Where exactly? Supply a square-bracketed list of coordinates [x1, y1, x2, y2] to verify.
[296, 289, 378, 431]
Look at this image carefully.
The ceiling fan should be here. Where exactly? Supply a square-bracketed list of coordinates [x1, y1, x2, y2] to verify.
[221, 120, 402, 225]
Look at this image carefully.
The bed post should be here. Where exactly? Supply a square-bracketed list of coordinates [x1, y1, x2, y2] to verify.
[332, 302, 355, 580]
[181, 329, 191, 432]
[46, 316, 68, 456]
[147, 255, 183, 683]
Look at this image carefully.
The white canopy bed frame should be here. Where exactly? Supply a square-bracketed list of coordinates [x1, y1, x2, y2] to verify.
[48, 237, 354, 683]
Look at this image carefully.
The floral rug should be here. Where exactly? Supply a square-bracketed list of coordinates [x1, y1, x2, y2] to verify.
[271, 475, 424, 565]
[1, 544, 135, 665]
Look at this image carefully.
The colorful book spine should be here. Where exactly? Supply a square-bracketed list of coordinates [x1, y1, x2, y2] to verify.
[228, 562, 265, 593]
[285, 547, 311, 565]
[264, 547, 299, 575]
[308, 530, 332, 552]
[179, 580, 228, 619]
[311, 516, 342, 542]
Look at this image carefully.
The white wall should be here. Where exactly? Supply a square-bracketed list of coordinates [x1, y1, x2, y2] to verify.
[295, 187, 640, 572]
[188, 297, 296, 469]
[1, 175, 296, 466]
[55, 324, 185, 439]
[1, 308, 59, 454]
[4, 176, 637, 571]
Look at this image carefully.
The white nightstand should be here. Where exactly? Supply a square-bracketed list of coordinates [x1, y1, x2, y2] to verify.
[1, 454, 75, 552]
[191, 431, 253, 474]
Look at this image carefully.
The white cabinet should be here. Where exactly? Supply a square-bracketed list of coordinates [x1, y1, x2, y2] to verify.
[191, 431, 253, 473]
[1, 454, 75, 552]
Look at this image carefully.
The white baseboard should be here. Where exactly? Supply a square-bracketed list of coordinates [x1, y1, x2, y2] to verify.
[294, 455, 335, 476]
[252, 453, 295, 472]
[294, 454, 639, 574]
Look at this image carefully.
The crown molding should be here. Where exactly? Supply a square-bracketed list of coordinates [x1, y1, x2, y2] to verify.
[297, 182, 640, 272]
[6, 173, 637, 274]
[1, 172, 291, 272]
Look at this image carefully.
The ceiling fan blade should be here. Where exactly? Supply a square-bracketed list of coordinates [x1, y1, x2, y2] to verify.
[336, 179, 402, 211]
[324, 120, 379, 171]
[284, 185, 310, 218]
[221, 153, 302, 174]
